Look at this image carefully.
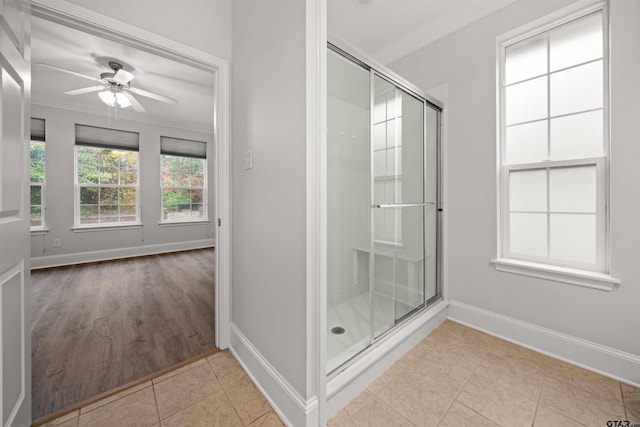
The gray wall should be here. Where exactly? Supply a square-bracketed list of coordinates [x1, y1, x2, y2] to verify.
[231, 0, 310, 398]
[390, 0, 640, 358]
[31, 104, 215, 261]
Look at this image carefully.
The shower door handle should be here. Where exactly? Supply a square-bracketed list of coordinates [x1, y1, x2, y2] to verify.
[372, 202, 434, 208]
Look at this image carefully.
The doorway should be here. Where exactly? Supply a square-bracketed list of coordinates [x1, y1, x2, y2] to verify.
[29, 1, 231, 422]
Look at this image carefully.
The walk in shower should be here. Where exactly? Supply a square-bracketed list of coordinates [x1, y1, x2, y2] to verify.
[327, 45, 441, 373]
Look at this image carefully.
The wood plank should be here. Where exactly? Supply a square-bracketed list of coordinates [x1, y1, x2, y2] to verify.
[31, 248, 216, 420]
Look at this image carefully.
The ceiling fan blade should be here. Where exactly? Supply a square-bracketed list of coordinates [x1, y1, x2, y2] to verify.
[36, 62, 102, 83]
[113, 69, 134, 85]
[64, 85, 105, 95]
[128, 87, 177, 104]
[123, 92, 146, 112]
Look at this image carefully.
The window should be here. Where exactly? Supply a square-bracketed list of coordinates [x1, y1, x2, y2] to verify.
[498, 7, 607, 272]
[30, 118, 46, 229]
[160, 136, 207, 222]
[75, 124, 140, 225]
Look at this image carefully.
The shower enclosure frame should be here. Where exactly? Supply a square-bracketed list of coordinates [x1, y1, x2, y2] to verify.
[327, 42, 444, 377]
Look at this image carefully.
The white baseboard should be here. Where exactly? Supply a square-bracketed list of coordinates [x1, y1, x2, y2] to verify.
[30, 239, 215, 269]
[326, 299, 449, 419]
[448, 300, 640, 387]
[230, 324, 319, 427]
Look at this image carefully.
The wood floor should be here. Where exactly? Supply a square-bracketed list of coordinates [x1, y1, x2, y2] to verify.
[31, 248, 216, 420]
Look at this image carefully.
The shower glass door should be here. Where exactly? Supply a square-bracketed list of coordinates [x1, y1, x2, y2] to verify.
[327, 46, 440, 373]
[371, 74, 426, 337]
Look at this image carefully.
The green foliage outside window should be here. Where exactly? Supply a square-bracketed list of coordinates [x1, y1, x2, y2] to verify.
[161, 155, 205, 220]
[77, 146, 139, 224]
[30, 141, 45, 227]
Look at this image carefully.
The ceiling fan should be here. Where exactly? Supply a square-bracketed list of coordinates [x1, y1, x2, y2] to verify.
[37, 61, 178, 112]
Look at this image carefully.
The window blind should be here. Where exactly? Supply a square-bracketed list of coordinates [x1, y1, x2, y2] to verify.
[75, 124, 140, 151]
[31, 117, 45, 141]
[160, 136, 207, 159]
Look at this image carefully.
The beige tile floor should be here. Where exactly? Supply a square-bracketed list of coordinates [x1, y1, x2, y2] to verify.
[43, 320, 640, 427]
[41, 351, 285, 427]
[329, 321, 640, 427]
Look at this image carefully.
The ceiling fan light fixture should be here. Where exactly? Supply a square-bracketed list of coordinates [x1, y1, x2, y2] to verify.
[116, 92, 131, 109]
[98, 90, 116, 107]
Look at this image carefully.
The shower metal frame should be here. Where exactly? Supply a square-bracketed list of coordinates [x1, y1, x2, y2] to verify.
[327, 43, 444, 375]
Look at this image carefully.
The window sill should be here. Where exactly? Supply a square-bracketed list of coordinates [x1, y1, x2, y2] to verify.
[71, 223, 143, 233]
[491, 258, 620, 291]
[158, 220, 210, 227]
[30, 227, 50, 236]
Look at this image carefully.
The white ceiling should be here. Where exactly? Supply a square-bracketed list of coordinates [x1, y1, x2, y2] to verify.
[31, 16, 216, 133]
[328, 0, 516, 64]
[32, 1, 514, 132]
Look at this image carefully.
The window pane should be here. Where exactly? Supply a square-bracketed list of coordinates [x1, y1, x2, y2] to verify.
[77, 146, 100, 184]
[30, 141, 46, 183]
[550, 110, 603, 160]
[80, 187, 98, 205]
[100, 205, 119, 223]
[509, 169, 547, 212]
[80, 205, 98, 224]
[120, 188, 137, 206]
[120, 204, 137, 222]
[550, 12, 602, 71]
[100, 167, 118, 185]
[505, 120, 548, 164]
[191, 188, 203, 204]
[30, 205, 42, 227]
[191, 204, 204, 219]
[550, 60, 603, 116]
[510, 213, 547, 258]
[550, 213, 596, 263]
[505, 33, 547, 84]
[30, 185, 42, 206]
[99, 188, 119, 206]
[549, 166, 596, 213]
[505, 76, 547, 125]
[120, 169, 138, 185]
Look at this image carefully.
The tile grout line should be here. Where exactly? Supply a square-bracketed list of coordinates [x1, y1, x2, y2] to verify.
[151, 381, 161, 426]
[620, 382, 629, 421]
[530, 373, 546, 427]
[205, 354, 254, 426]
[433, 349, 486, 426]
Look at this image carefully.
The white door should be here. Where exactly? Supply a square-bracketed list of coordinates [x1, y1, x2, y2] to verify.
[0, 0, 31, 426]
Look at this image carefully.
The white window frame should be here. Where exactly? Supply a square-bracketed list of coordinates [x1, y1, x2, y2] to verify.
[73, 146, 141, 228]
[493, 2, 620, 290]
[30, 140, 47, 231]
[159, 154, 208, 224]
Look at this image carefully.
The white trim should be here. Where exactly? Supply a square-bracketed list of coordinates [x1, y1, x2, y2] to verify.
[448, 301, 640, 388]
[0, 262, 26, 427]
[496, 4, 610, 274]
[326, 300, 448, 418]
[307, 0, 327, 425]
[31, 0, 232, 350]
[29, 227, 49, 235]
[491, 258, 619, 291]
[230, 324, 319, 427]
[30, 239, 214, 270]
[71, 223, 143, 232]
[158, 220, 210, 227]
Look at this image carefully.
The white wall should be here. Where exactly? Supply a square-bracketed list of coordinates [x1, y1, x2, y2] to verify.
[230, 0, 312, 421]
[31, 104, 215, 264]
[389, 0, 640, 383]
[63, 0, 232, 60]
